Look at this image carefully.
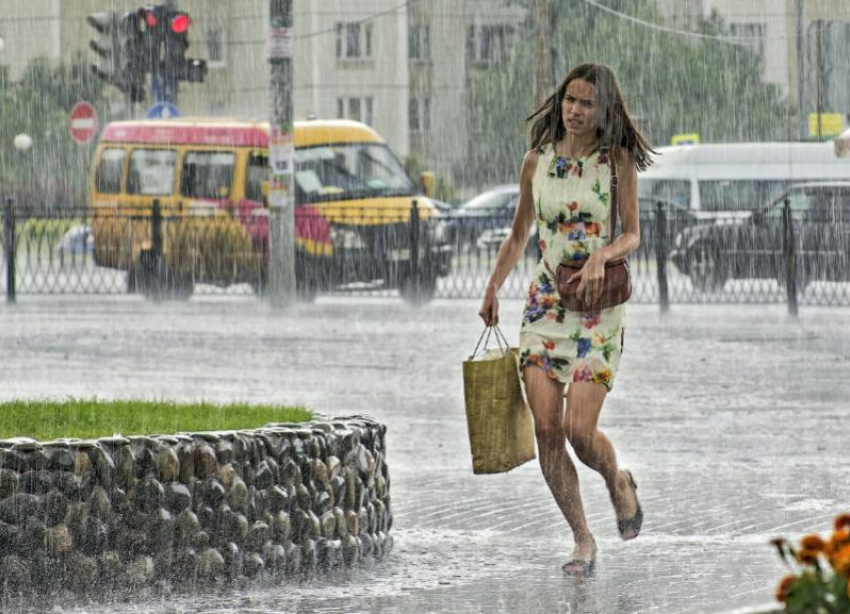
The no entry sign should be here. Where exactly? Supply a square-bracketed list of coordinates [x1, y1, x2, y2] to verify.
[69, 102, 99, 144]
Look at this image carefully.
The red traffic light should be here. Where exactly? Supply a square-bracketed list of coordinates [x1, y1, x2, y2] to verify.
[142, 10, 157, 27]
[170, 13, 190, 34]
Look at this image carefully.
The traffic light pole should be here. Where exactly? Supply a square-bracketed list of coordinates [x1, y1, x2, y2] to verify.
[267, 0, 297, 308]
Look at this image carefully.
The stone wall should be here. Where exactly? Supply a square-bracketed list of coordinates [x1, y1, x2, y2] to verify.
[0, 415, 391, 596]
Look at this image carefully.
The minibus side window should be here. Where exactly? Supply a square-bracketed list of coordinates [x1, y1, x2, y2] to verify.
[642, 179, 690, 210]
[245, 152, 268, 203]
[699, 180, 764, 212]
[95, 148, 125, 194]
[181, 151, 235, 199]
[127, 149, 177, 195]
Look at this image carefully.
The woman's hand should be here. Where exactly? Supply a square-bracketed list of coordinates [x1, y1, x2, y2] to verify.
[479, 287, 500, 326]
[568, 251, 607, 305]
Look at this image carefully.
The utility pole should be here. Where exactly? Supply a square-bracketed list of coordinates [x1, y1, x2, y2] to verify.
[533, 0, 553, 106]
[267, 0, 297, 308]
[796, 0, 805, 141]
[814, 19, 823, 140]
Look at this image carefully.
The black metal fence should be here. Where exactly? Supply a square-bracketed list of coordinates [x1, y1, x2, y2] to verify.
[3, 197, 850, 309]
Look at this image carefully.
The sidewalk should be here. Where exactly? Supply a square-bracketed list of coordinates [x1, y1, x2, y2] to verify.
[1, 295, 848, 614]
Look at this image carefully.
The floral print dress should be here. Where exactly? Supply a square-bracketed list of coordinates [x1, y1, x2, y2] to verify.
[518, 143, 625, 391]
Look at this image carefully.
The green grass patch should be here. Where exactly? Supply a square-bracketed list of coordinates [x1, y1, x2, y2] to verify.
[0, 399, 313, 441]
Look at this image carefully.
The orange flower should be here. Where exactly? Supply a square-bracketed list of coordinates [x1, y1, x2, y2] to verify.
[796, 548, 820, 565]
[834, 513, 850, 532]
[800, 534, 826, 552]
[832, 528, 850, 551]
[776, 574, 796, 602]
[831, 543, 850, 575]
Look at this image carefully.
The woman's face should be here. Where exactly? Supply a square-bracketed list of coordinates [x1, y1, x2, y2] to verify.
[561, 79, 598, 140]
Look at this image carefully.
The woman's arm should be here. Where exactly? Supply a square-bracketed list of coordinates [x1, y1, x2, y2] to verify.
[570, 148, 641, 303]
[478, 150, 538, 325]
[600, 147, 640, 261]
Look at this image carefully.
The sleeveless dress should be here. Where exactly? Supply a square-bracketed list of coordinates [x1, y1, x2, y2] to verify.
[518, 143, 625, 391]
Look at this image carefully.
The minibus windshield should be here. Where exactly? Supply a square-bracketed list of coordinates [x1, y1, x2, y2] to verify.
[295, 143, 415, 203]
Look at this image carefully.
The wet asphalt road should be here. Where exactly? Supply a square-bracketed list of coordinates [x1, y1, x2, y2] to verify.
[1, 295, 848, 614]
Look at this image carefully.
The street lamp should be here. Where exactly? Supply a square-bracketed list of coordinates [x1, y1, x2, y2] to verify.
[13, 133, 33, 152]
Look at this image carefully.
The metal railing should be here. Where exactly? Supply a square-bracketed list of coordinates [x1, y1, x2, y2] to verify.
[3, 198, 850, 311]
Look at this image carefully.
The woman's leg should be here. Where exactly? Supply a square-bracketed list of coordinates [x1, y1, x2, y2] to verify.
[523, 366, 596, 561]
[564, 382, 640, 538]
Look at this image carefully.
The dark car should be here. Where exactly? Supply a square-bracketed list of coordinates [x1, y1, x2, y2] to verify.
[473, 225, 539, 257]
[637, 197, 698, 260]
[670, 182, 850, 292]
[444, 185, 520, 251]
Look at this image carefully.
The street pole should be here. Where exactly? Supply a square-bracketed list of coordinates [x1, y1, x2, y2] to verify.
[533, 0, 553, 107]
[796, 0, 805, 141]
[267, 0, 297, 308]
[815, 19, 823, 141]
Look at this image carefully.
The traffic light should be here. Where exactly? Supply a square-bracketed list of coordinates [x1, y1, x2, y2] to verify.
[138, 5, 207, 93]
[117, 11, 146, 103]
[86, 12, 120, 87]
[87, 11, 147, 102]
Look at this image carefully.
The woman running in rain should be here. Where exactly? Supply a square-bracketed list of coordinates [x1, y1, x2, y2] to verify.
[479, 63, 654, 575]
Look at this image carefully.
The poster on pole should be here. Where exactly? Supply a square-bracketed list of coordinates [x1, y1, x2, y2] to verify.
[269, 28, 293, 60]
[269, 128, 295, 176]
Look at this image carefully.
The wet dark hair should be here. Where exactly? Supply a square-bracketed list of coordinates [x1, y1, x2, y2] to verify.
[527, 63, 654, 171]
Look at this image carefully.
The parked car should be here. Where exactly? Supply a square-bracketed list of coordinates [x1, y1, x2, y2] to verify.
[670, 182, 850, 292]
[55, 224, 95, 262]
[444, 184, 519, 251]
[474, 225, 539, 257]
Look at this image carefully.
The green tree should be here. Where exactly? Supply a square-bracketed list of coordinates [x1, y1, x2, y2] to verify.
[468, 1, 788, 186]
[0, 54, 111, 214]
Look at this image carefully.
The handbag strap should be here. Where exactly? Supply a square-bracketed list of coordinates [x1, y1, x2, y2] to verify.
[605, 146, 619, 246]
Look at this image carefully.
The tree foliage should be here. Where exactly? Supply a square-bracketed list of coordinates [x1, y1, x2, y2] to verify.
[467, 0, 788, 187]
[0, 54, 111, 213]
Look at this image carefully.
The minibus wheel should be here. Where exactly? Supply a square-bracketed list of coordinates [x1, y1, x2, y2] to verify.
[129, 262, 193, 301]
[399, 271, 437, 306]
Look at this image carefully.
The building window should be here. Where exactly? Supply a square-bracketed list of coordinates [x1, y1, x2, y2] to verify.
[206, 27, 227, 67]
[409, 24, 431, 61]
[467, 24, 513, 64]
[729, 22, 766, 63]
[409, 97, 431, 133]
[337, 96, 374, 125]
[335, 22, 373, 60]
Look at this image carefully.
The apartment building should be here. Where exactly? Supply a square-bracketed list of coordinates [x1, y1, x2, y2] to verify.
[653, 0, 850, 137]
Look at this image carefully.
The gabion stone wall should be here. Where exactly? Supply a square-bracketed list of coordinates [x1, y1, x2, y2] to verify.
[0, 415, 391, 596]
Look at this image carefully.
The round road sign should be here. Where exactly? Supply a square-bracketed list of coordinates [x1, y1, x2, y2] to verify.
[69, 102, 99, 144]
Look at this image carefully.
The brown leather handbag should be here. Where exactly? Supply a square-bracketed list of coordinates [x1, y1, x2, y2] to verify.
[552, 148, 632, 312]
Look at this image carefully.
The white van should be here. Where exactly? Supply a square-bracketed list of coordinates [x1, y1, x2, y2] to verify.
[638, 142, 850, 215]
